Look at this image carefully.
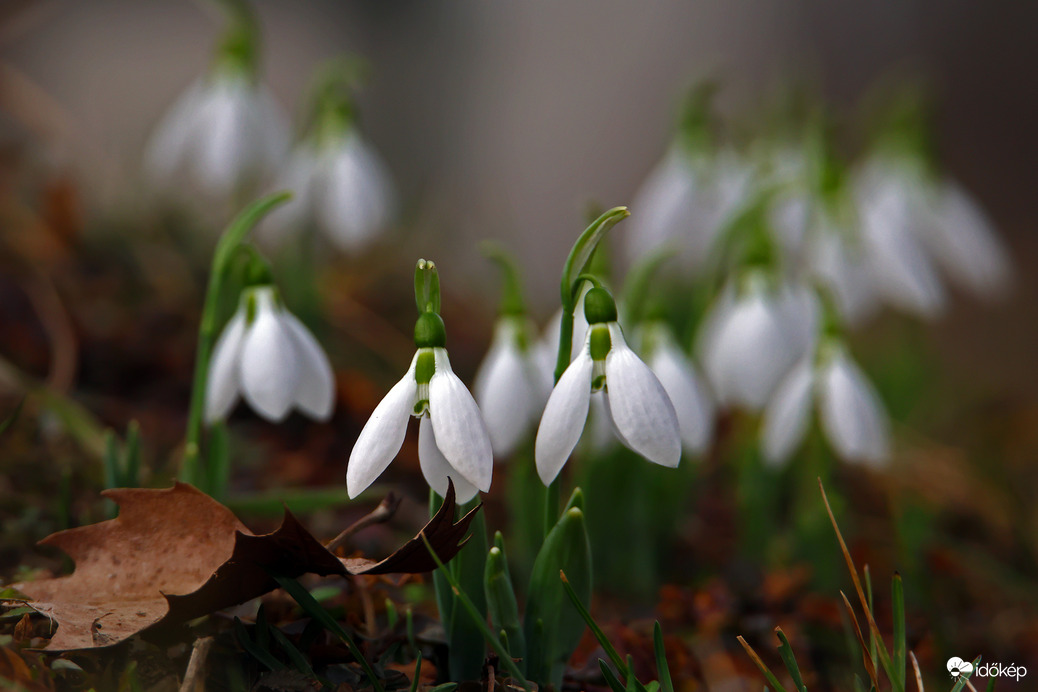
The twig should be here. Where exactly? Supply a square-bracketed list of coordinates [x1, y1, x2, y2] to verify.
[325, 492, 401, 553]
[179, 636, 215, 692]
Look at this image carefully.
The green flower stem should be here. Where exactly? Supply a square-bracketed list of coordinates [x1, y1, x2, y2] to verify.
[545, 207, 629, 538]
[181, 192, 292, 489]
[481, 241, 526, 316]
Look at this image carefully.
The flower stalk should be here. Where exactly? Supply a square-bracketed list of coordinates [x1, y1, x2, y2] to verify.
[181, 191, 292, 490]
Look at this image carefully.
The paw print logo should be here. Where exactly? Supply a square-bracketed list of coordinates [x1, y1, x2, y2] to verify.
[947, 657, 974, 679]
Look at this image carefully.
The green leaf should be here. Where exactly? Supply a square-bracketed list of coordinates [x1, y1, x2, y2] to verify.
[949, 656, 982, 692]
[775, 628, 807, 692]
[561, 206, 629, 312]
[600, 659, 628, 692]
[233, 617, 285, 671]
[524, 504, 593, 689]
[893, 573, 906, 689]
[654, 621, 674, 692]
[446, 499, 488, 681]
[485, 534, 526, 668]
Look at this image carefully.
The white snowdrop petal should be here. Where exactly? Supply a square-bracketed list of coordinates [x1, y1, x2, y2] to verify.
[819, 351, 890, 465]
[626, 147, 698, 262]
[256, 145, 321, 246]
[857, 169, 945, 317]
[927, 182, 1012, 298]
[535, 348, 594, 485]
[474, 323, 539, 457]
[346, 355, 419, 498]
[429, 349, 493, 492]
[761, 358, 814, 466]
[703, 283, 793, 410]
[418, 416, 479, 503]
[808, 228, 878, 326]
[144, 80, 206, 185]
[604, 330, 681, 467]
[195, 79, 252, 194]
[317, 135, 395, 252]
[280, 312, 335, 421]
[239, 291, 300, 422]
[205, 309, 246, 422]
[649, 337, 714, 453]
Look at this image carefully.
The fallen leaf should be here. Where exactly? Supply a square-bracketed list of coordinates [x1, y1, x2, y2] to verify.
[10, 481, 477, 651]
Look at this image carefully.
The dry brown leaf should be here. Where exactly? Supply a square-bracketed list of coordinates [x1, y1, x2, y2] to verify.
[10, 481, 477, 651]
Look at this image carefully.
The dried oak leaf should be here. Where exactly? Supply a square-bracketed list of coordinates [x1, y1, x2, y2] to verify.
[11, 481, 477, 651]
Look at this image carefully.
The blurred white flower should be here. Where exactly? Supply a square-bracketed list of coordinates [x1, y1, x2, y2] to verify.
[145, 74, 289, 198]
[805, 221, 879, 326]
[259, 131, 397, 253]
[639, 322, 714, 454]
[347, 347, 492, 502]
[206, 285, 334, 423]
[920, 180, 1012, 299]
[536, 318, 680, 485]
[761, 341, 889, 466]
[854, 158, 946, 318]
[699, 273, 799, 410]
[474, 316, 552, 458]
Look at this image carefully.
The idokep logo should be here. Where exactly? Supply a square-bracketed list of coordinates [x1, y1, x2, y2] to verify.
[947, 657, 1028, 682]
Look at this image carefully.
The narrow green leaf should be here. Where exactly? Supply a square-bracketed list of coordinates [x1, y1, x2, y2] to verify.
[267, 622, 321, 683]
[446, 498, 488, 681]
[427, 684, 458, 692]
[561, 206, 629, 312]
[233, 617, 285, 671]
[485, 536, 526, 667]
[271, 574, 384, 692]
[737, 635, 791, 692]
[524, 505, 593, 689]
[775, 628, 807, 692]
[949, 656, 982, 692]
[600, 659, 628, 692]
[207, 421, 231, 499]
[893, 573, 906, 688]
[420, 533, 531, 691]
[654, 621, 674, 692]
[409, 653, 423, 692]
[560, 567, 628, 679]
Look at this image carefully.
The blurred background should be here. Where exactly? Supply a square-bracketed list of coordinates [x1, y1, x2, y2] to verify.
[2, 0, 1038, 689]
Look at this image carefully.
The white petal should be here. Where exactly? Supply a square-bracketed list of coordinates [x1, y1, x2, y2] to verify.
[238, 289, 299, 421]
[194, 78, 254, 194]
[144, 80, 205, 185]
[761, 357, 815, 466]
[429, 349, 493, 492]
[281, 312, 335, 421]
[317, 134, 396, 252]
[807, 226, 879, 326]
[474, 320, 543, 457]
[604, 324, 680, 467]
[819, 349, 890, 465]
[775, 282, 820, 363]
[648, 331, 714, 453]
[856, 166, 945, 318]
[702, 278, 794, 410]
[925, 181, 1012, 298]
[346, 354, 419, 498]
[418, 416, 479, 503]
[255, 145, 321, 246]
[535, 344, 594, 485]
[625, 146, 699, 263]
[205, 308, 246, 422]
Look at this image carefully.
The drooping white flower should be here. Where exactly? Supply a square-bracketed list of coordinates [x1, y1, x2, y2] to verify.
[207, 285, 334, 423]
[761, 341, 889, 466]
[259, 131, 397, 253]
[698, 273, 798, 410]
[805, 221, 879, 326]
[535, 288, 680, 485]
[919, 180, 1012, 299]
[474, 316, 552, 458]
[853, 158, 946, 318]
[145, 73, 289, 198]
[625, 145, 701, 263]
[638, 322, 714, 454]
[347, 337, 492, 503]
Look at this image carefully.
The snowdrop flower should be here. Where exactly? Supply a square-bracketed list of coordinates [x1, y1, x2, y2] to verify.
[474, 316, 552, 458]
[259, 125, 396, 252]
[761, 340, 889, 466]
[699, 272, 798, 410]
[853, 158, 946, 318]
[805, 221, 879, 326]
[919, 180, 1012, 299]
[206, 285, 334, 423]
[145, 18, 288, 200]
[625, 144, 701, 263]
[638, 321, 714, 454]
[347, 262, 492, 502]
[535, 287, 680, 485]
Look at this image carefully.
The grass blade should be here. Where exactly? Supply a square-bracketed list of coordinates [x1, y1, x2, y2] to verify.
[599, 659, 628, 692]
[271, 574, 385, 692]
[559, 570, 634, 686]
[893, 573, 906, 688]
[820, 479, 903, 692]
[653, 621, 674, 692]
[736, 635, 791, 692]
[909, 652, 924, 692]
[774, 628, 807, 692]
[233, 617, 285, 671]
[949, 656, 982, 692]
[409, 652, 422, 692]
[840, 592, 879, 690]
